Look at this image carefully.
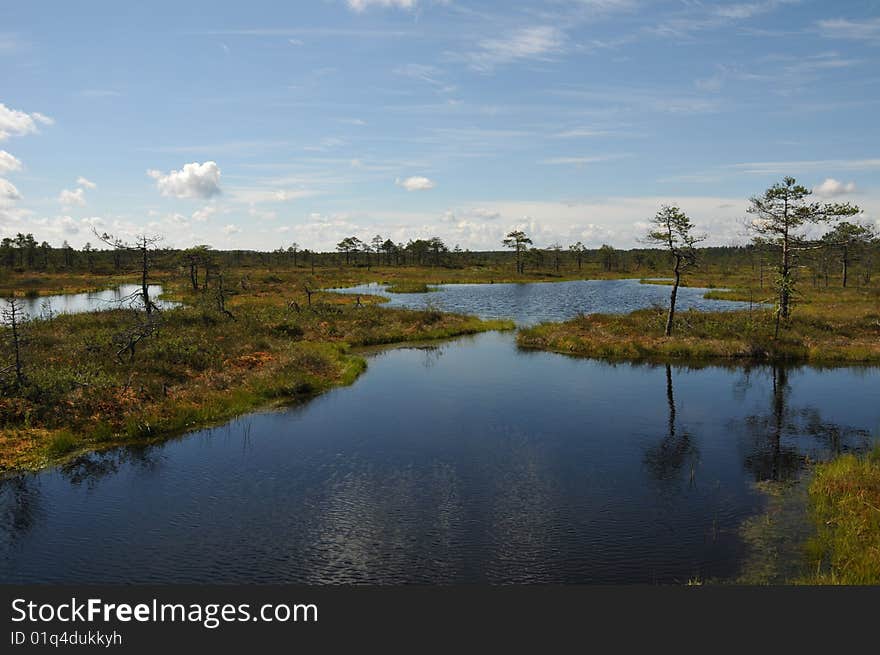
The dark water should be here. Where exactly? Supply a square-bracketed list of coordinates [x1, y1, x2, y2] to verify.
[0, 284, 175, 322]
[1, 330, 876, 584]
[331, 279, 757, 325]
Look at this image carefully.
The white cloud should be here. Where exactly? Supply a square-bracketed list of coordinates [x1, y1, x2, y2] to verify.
[227, 187, 321, 204]
[554, 128, 612, 138]
[59, 187, 86, 207]
[465, 26, 564, 72]
[813, 178, 857, 197]
[539, 155, 625, 165]
[817, 17, 880, 42]
[273, 189, 317, 201]
[396, 175, 435, 191]
[0, 150, 22, 174]
[222, 223, 241, 235]
[0, 178, 21, 204]
[57, 215, 81, 235]
[731, 159, 880, 174]
[192, 205, 218, 222]
[147, 161, 222, 198]
[76, 176, 97, 189]
[0, 103, 53, 141]
[347, 0, 416, 12]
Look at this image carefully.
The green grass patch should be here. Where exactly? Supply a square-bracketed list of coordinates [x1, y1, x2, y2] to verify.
[802, 446, 880, 584]
[384, 281, 437, 294]
[517, 306, 880, 364]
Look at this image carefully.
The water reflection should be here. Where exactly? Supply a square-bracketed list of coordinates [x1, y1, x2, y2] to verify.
[332, 279, 757, 326]
[643, 364, 699, 487]
[0, 332, 876, 583]
[58, 446, 163, 488]
[737, 366, 871, 484]
[0, 476, 42, 550]
[0, 284, 176, 322]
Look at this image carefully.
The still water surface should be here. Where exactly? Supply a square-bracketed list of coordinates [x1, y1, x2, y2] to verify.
[0, 284, 174, 321]
[331, 279, 756, 325]
[0, 281, 875, 583]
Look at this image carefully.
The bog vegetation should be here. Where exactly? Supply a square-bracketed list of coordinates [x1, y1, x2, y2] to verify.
[2, 176, 879, 584]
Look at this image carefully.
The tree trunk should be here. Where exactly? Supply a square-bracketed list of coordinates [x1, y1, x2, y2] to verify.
[665, 257, 681, 337]
[141, 244, 152, 315]
[10, 303, 23, 386]
[842, 247, 849, 288]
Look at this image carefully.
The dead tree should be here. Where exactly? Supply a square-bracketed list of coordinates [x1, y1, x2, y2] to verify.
[214, 272, 236, 320]
[113, 314, 159, 363]
[1, 297, 27, 387]
[95, 229, 163, 314]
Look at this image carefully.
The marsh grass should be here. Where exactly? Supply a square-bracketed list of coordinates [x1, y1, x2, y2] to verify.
[518, 304, 880, 364]
[384, 281, 437, 294]
[0, 278, 512, 471]
[802, 445, 880, 584]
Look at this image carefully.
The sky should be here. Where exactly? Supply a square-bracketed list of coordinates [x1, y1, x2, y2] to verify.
[1, 0, 879, 251]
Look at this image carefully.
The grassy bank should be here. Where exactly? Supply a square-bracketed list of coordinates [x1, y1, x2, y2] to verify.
[518, 304, 880, 364]
[0, 263, 602, 298]
[385, 281, 437, 293]
[0, 282, 512, 472]
[0, 271, 142, 297]
[802, 448, 880, 584]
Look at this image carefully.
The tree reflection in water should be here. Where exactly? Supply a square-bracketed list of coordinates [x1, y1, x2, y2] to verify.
[644, 364, 700, 487]
[0, 475, 42, 550]
[59, 446, 162, 488]
[739, 366, 871, 483]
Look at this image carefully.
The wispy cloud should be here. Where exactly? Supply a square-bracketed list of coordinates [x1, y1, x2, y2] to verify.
[394, 64, 456, 93]
[462, 26, 564, 72]
[539, 155, 625, 166]
[195, 28, 416, 38]
[816, 17, 880, 43]
[553, 128, 613, 138]
[648, 0, 799, 39]
[731, 159, 880, 174]
[347, 0, 417, 12]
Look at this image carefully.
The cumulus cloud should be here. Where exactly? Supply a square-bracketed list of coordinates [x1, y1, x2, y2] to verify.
[0, 178, 21, 204]
[0, 150, 22, 174]
[0, 103, 53, 141]
[59, 187, 86, 207]
[76, 176, 97, 189]
[813, 178, 857, 197]
[147, 161, 222, 199]
[347, 0, 417, 12]
[396, 176, 435, 191]
[222, 223, 241, 235]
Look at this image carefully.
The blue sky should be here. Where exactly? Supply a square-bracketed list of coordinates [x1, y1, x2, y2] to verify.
[1, 0, 878, 250]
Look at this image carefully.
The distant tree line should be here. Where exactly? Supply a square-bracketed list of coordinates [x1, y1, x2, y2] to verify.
[3, 178, 876, 326]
